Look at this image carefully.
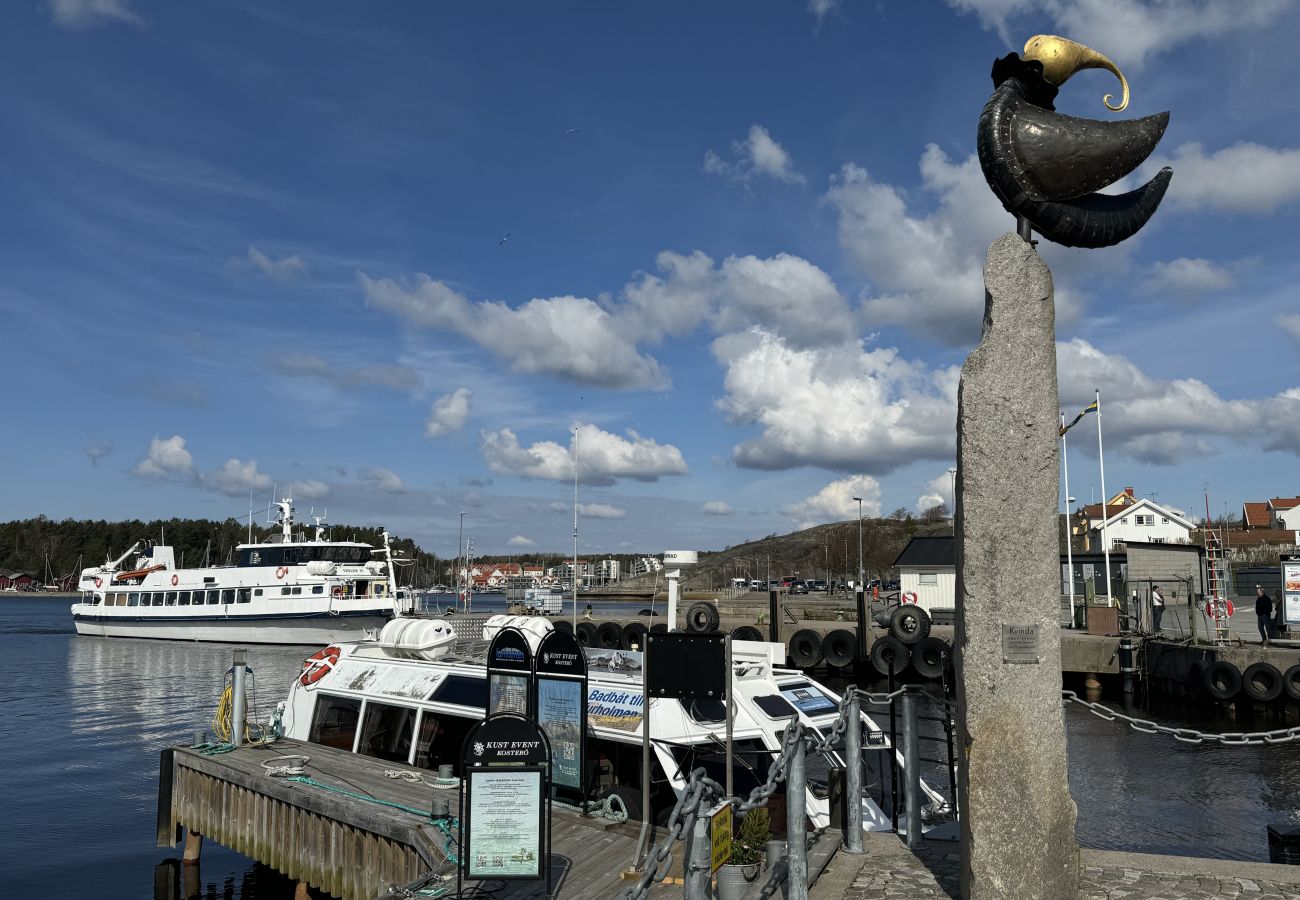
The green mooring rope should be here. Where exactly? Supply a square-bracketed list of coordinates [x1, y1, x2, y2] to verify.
[286, 775, 460, 863]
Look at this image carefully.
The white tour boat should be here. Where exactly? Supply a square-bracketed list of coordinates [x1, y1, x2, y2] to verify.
[279, 615, 948, 833]
[71, 499, 407, 644]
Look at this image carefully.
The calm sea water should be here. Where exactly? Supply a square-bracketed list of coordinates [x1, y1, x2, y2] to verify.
[1, 596, 1296, 899]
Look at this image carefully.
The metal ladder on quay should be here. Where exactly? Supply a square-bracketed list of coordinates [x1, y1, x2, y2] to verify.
[1204, 530, 1232, 643]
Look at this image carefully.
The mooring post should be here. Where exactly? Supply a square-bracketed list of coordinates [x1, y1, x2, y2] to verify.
[230, 649, 248, 747]
[293, 882, 311, 900]
[182, 830, 202, 866]
[768, 589, 779, 643]
[785, 731, 809, 900]
[683, 800, 711, 900]
[854, 590, 868, 661]
[900, 690, 925, 849]
[843, 690, 865, 853]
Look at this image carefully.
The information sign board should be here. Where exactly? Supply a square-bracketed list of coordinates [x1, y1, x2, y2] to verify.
[487, 627, 533, 716]
[710, 803, 733, 872]
[646, 632, 726, 700]
[1283, 558, 1300, 626]
[1001, 623, 1041, 664]
[534, 629, 587, 791]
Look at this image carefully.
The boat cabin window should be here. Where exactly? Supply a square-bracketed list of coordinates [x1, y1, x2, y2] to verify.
[128, 592, 140, 607]
[312, 585, 324, 595]
[221, 589, 235, 604]
[152, 592, 165, 606]
[778, 683, 837, 716]
[281, 586, 291, 596]
[206, 590, 220, 605]
[754, 695, 799, 719]
[686, 699, 727, 725]
[291, 586, 302, 596]
[237, 589, 251, 603]
[413, 712, 477, 773]
[357, 701, 417, 764]
[309, 695, 362, 751]
[178, 591, 190, 606]
[666, 739, 772, 797]
[430, 675, 487, 709]
[165, 592, 177, 606]
[254, 589, 263, 597]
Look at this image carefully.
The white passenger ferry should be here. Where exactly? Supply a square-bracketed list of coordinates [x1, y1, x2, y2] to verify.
[280, 615, 947, 832]
[71, 499, 405, 644]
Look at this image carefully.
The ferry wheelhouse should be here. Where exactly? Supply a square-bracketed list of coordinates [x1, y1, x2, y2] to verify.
[281, 616, 947, 832]
[71, 499, 406, 644]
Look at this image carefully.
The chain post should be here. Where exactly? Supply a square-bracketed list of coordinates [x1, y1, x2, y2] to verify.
[901, 690, 924, 849]
[683, 796, 711, 900]
[843, 690, 864, 853]
[786, 725, 809, 900]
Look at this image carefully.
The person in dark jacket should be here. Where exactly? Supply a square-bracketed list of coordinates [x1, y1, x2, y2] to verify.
[1255, 585, 1274, 645]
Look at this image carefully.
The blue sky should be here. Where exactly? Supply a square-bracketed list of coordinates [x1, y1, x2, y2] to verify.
[4, 0, 1300, 558]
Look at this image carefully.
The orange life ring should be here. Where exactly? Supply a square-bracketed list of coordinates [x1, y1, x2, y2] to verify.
[300, 645, 341, 686]
[93, 577, 102, 588]
[171, 574, 179, 586]
[276, 567, 289, 580]
[331, 586, 344, 598]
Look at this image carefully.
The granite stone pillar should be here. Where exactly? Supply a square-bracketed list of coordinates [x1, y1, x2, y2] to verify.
[954, 232, 1079, 899]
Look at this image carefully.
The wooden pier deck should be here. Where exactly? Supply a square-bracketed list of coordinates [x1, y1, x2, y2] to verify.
[157, 739, 650, 900]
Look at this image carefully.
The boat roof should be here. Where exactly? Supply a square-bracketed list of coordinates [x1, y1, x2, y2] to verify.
[234, 540, 374, 550]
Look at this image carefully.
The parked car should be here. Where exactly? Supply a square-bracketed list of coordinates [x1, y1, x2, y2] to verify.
[749, 580, 764, 591]
[810, 579, 828, 592]
[789, 581, 809, 595]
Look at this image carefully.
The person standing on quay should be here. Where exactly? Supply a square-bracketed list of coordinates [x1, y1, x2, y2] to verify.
[1255, 585, 1274, 646]
[1150, 584, 1165, 634]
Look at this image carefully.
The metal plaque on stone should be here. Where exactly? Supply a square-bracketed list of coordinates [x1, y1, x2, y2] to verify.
[1001, 623, 1041, 664]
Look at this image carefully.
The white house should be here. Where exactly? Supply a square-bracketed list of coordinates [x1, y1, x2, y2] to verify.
[893, 536, 955, 612]
[1092, 498, 1193, 550]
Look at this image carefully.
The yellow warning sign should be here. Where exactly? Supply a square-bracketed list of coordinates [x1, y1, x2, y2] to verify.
[710, 802, 733, 872]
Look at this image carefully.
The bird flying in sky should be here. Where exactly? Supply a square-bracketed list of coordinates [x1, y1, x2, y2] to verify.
[498, 232, 510, 246]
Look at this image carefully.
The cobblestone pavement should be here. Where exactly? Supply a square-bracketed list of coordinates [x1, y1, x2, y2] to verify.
[822, 835, 1300, 900]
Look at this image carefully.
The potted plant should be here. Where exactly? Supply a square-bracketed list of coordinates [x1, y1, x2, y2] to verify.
[716, 808, 771, 900]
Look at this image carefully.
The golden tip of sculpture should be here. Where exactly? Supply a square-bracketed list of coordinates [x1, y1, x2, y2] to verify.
[1023, 34, 1130, 112]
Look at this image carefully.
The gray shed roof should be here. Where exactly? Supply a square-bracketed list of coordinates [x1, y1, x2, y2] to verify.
[893, 535, 954, 568]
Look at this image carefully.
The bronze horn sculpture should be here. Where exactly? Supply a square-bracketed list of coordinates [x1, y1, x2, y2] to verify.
[976, 41, 1172, 249]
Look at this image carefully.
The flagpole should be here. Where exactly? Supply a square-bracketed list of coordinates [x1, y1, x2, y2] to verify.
[1096, 388, 1113, 606]
[1061, 412, 1076, 628]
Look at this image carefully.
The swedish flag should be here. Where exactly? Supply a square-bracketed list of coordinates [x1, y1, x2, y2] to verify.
[1059, 401, 1098, 436]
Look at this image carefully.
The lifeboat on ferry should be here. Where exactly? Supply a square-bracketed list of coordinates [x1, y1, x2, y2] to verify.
[113, 564, 166, 583]
[481, 614, 552, 650]
[377, 618, 455, 661]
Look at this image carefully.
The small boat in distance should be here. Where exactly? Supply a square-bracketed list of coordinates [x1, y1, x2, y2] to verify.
[70, 498, 407, 644]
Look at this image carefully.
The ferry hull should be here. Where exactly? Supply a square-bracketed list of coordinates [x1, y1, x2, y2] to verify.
[71, 610, 391, 644]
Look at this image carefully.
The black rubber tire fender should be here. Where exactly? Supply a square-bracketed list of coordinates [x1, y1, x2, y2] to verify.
[620, 621, 648, 651]
[730, 625, 764, 642]
[911, 637, 949, 680]
[1283, 664, 1300, 702]
[870, 635, 911, 676]
[889, 604, 931, 645]
[1241, 662, 1284, 703]
[821, 629, 857, 668]
[1202, 660, 1241, 701]
[553, 620, 574, 635]
[787, 629, 823, 668]
[649, 623, 669, 634]
[686, 602, 721, 634]
[575, 621, 597, 646]
[595, 621, 622, 649]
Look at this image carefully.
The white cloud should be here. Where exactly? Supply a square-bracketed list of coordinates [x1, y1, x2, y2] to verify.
[1143, 142, 1300, 215]
[617, 251, 717, 343]
[360, 467, 405, 493]
[132, 435, 195, 480]
[247, 246, 307, 281]
[426, 388, 472, 437]
[84, 441, 113, 465]
[1140, 257, 1236, 296]
[481, 423, 688, 486]
[807, 0, 840, 24]
[702, 500, 734, 516]
[714, 254, 856, 348]
[272, 351, 421, 392]
[714, 329, 959, 473]
[295, 480, 330, 500]
[577, 503, 626, 519]
[205, 459, 273, 497]
[916, 471, 956, 514]
[507, 535, 537, 548]
[49, 0, 141, 29]
[946, 0, 1294, 68]
[785, 475, 882, 528]
[704, 125, 805, 186]
[1277, 314, 1300, 344]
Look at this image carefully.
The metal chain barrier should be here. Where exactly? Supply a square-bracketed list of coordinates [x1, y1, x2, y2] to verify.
[1062, 690, 1300, 745]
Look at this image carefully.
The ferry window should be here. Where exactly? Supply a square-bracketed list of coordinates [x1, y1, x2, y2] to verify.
[207, 590, 220, 605]
[128, 592, 140, 607]
[221, 589, 235, 604]
[292, 586, 302, 596]
[114, 593, 126, 606]
[281, 587, 291, 596]
[237, 589, 251, 603]
[165, 592, 177, 606]
[254, 589, 263, 597]
[357, 701, 417, 764]
[414, 712, 477, 773]
[308, 695, 362, 751]
[431, 675, 486, 709]
[151, 592, 164, 606]
[312, 585, 324, 595]
[754, 695, 798, 719]
[178, 591, 190, 606]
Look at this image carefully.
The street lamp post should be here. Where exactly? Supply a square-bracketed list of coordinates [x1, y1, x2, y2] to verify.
[457, 511, 466, 609]
[852, 496, 864, 590]
[947, 467, 957, 517]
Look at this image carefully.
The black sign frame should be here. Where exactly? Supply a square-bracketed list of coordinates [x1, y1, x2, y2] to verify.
[533, 629, 589, 804]
[487, 626, 534, 717]
[646, 631, 727, 700]
[458, 713, 553, 896]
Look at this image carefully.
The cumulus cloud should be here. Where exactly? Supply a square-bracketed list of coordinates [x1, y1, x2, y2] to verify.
[1277, 314, 1300, 344]
[1140, 257, 1236, 296]
[916, 471, 956, 514]
[577, 503, 626, 519]
[946, 0, 1294, 68]
[426, 388, 471, 437]
[49, 0, 141, 29]
[1143, 142, 1300, 215]
[702, 500, 734, 516]
[713, 254, 856, 348]
[481, 423, 688, 486]
[785, 475, 882, 528]
[704, 125, 805, 186]
[205, 458, 273, 497]
[84, 441, 113, 466]
[360, 467, 405, 493]
[714, 329, 959, 474]
[507, 535, 537, 548]
[295, 480, 330, 500]
[247, 246, 307, 281]
[271, 352, 421, 392]
[361, 274, 668, 390]
[807, 0, 840, 24]
[133, 435, 195, 479]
